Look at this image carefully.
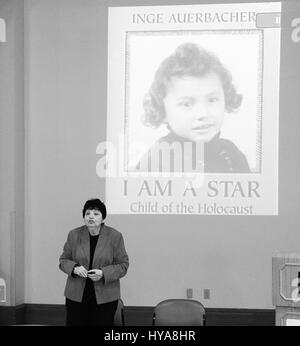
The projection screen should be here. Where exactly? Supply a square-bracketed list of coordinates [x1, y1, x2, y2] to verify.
[98, 2, 281, 215]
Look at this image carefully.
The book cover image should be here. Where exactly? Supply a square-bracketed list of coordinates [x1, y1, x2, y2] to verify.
[102, 2, 281, 215]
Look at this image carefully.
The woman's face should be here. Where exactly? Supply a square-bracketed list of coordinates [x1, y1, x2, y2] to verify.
[84, 209, 103, 228]
[163, 73, 226, 143]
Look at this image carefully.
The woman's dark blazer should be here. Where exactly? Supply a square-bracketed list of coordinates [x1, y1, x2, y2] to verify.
[59, 224, 129, 304]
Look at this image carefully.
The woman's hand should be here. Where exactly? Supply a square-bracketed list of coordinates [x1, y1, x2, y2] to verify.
[87, 269, 103, 282]
[73, 265, 88, 278]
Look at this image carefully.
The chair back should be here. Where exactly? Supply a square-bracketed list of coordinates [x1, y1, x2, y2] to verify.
[154, 299, 205, 326]
[114, 298, 125, 326]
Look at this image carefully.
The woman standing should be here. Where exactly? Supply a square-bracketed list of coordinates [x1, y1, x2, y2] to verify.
[59, 198, 129, 326]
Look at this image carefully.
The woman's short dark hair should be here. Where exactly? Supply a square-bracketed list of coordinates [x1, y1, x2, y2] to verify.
[82, 198, 107, 220]
[142, 42, 243, 128]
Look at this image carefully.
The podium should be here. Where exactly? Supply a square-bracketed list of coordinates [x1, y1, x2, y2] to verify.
[272, 253, 300, 326]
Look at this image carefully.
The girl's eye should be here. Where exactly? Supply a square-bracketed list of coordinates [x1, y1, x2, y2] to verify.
[208, 97, 219, 103]
[178, 101, 192, 108]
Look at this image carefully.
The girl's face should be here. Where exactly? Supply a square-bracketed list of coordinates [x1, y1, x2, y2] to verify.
[84, 209, 103, 228]
[163, 73, 226, 143]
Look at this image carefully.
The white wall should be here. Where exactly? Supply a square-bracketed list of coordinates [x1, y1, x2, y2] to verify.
[24, 0, 300, 308]
[0, 0, 24, 306]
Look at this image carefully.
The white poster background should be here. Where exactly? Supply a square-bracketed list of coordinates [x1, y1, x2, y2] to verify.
[103, 2, 281, 215]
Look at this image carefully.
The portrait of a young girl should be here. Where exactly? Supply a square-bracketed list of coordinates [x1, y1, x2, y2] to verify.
[135, 42, 251, 174]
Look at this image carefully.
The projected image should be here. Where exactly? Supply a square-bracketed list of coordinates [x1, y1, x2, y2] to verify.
[124, 31, 263, 174]
[106, 3, 280, 215]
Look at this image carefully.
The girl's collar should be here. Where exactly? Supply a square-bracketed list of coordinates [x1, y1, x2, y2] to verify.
[164, 131, 221, 144]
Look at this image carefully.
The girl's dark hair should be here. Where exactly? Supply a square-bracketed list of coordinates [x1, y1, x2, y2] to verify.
[82, 198, 107, 220]
[142, 42, 243, 128]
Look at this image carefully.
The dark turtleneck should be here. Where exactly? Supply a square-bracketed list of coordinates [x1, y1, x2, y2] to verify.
[136, 131, 250, 173]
